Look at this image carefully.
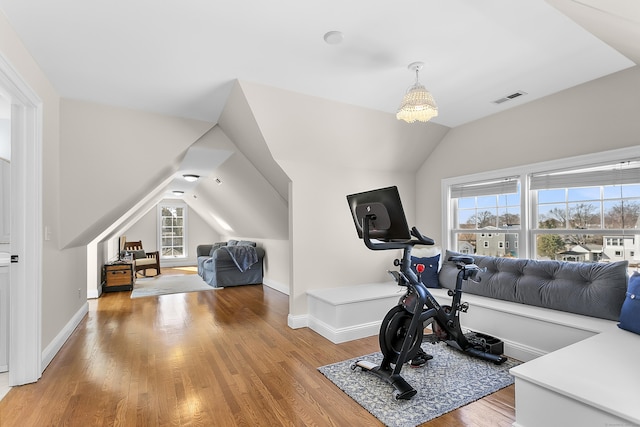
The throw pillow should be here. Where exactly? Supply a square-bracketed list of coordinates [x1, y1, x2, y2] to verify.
[227, 240, 239, 246]
[618, 272, 640, 335]
[132, 250, 147, 260]
[209, 242, 226, 257]
[410, 254, 440, 288]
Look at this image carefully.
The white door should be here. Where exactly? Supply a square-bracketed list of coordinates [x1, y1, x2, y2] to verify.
[0, 96, 10, 374]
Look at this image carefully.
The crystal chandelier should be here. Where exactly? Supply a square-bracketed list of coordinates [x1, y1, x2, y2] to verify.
[396, 62, 438, 123]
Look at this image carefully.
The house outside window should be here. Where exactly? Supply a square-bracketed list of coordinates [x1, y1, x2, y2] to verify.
[447, 176, 521, 258]
[443, 148, 640, 269]
[158, 202, 187, 259]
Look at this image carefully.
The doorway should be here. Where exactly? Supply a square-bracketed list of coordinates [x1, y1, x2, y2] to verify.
[0, 52, 43, 389]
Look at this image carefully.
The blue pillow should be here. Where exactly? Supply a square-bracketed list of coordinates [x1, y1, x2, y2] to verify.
[618, 272, 640, 335]
[410, 254, 440, 288]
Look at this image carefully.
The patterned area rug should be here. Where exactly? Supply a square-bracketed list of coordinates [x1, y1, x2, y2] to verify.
[318, 341, 520, 427]
[130, 274, 219, 298]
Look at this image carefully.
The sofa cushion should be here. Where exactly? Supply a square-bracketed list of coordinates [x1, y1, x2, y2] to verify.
[618, 272, 640, 335]
[440, 250, 628, 321]
[410, 254, 440, 288]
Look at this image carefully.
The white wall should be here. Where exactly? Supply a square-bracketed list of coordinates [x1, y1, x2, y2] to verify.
[59, 99, 214, 249]
[416, 66, 640, 246]
[235, 81, 449, 319]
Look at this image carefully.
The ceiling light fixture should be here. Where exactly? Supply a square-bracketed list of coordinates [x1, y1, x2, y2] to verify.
[172, 190, 184, 196]
[396, 62, 438, 123]
[183, 174, 200, 182]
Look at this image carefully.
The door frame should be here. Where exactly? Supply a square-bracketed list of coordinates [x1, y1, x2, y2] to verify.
[0, 53, 43, 385]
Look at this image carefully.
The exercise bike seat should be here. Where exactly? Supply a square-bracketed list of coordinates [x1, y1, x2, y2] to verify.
[410, 227, 435, 245]
[448, 255, 475, 265]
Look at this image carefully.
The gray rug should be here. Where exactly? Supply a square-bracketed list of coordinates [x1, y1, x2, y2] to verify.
[130, 274, 219, 298]
[318, 341, 520, 427]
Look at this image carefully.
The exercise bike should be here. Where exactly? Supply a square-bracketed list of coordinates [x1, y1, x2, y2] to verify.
[346, 186, 507, 400]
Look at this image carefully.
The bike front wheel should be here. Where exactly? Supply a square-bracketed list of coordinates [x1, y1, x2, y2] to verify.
[379, 305, 423, 365]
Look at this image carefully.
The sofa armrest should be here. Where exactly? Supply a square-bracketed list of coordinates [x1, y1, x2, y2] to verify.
[197, 245, 214, 257]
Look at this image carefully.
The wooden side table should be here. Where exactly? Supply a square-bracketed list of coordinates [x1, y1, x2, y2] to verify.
[103, 261, 135, 293]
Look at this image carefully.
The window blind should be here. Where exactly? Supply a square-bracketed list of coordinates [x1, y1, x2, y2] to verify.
[450, 177, 519, 198]
[530, 161, 640, 190]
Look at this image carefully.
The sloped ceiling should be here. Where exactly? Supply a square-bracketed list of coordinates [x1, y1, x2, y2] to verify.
[218, 81, 290, 202]
[546, 0, 640, 65]
[185, 126, 289, 240]
[234, 80, 450, 172]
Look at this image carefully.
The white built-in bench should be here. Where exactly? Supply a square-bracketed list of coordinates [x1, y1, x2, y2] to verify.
[510, 327, 640, 426]
[306, 281, 637, 426]
[306, 284, 615, 360]
[307, 282, 402, 344]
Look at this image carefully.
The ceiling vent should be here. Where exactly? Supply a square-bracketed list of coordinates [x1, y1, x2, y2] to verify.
[493, 91, 528, 104]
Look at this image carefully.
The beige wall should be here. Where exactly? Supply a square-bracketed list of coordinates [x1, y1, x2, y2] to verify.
[416, 66, 640, 246]
[59, 99, 213, 249]
[237, 81, 449, 317]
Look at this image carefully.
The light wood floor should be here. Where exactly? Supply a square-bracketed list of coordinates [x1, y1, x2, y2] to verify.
[0, 268, 515, 426]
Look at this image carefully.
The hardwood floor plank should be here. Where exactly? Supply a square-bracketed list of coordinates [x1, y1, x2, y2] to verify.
[0, 268, 515, 426]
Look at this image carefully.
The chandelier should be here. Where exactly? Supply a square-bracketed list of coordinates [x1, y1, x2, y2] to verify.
[396, 62, 438, 123]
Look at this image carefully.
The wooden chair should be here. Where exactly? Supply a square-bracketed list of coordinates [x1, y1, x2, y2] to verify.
[123, 241, 161, 277]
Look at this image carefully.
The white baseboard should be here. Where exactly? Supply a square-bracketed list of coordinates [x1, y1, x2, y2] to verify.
[41, 302, 88, 372]
[287, 313, 308, 329]
[307, 316, 379, 344]
[87, 287, 101, 299]
[502, 338, 547, 362]
[263, 279, 289, 295]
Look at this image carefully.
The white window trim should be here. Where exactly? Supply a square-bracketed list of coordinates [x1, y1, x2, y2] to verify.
[157, 200, 188, 260]
[441, 146, 640, 258]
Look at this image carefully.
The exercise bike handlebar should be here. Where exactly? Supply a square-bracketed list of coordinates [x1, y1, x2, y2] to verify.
[362, 215, 434, 251]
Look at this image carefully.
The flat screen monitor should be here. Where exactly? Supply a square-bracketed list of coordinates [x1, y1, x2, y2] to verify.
[346, 186, 411, 241]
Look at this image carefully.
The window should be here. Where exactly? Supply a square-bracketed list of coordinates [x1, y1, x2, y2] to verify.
[443, 148, 640, 267]
[158, 202, 187, 259]
[448, 176, 521, 258]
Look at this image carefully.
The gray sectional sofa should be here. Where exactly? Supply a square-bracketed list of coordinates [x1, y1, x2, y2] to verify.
[196, 240, 265, 287]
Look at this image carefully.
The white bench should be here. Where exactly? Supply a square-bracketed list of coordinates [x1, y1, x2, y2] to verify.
[307, 282, 402, 344]
[306, 283, 615, 360]
[510, 327, 640, 427]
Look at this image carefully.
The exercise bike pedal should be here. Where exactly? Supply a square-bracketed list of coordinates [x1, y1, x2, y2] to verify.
[352, 360, 377, 371]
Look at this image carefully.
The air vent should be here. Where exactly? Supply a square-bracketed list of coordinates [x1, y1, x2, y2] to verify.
[492, 91, 527, 104]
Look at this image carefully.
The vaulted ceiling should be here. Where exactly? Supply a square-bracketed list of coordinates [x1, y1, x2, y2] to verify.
[0, 0, 635, 128]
